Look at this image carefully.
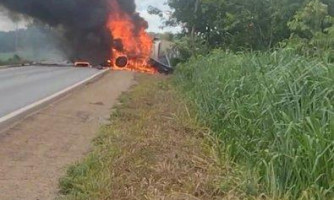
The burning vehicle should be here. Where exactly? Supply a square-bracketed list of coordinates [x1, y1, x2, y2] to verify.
[74, 61, 92, 68]
[106, 0, 168, 74]
[0, 0, 173, 74]
[108, 38, 174, 74]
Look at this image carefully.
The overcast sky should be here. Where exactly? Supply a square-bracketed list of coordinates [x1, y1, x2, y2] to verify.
[135, 0, 180, 33]
[0, 1, 179, 33]
[0, 12, 24, 31]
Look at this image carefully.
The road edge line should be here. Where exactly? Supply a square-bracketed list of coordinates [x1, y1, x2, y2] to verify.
[0, 68, 109, 130]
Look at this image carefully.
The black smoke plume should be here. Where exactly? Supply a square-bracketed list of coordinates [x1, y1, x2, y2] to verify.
[0, 0, 147, 64]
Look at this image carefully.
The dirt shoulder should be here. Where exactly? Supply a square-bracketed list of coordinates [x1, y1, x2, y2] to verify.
[0, 71, 135, 200]
[58, 74, 246, 200]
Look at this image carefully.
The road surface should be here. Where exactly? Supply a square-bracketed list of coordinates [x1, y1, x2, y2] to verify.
[0, 66, 101, 118]
[0, 71, 135, 200]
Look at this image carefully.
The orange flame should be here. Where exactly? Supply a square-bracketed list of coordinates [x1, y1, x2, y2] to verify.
[107, 0, 156, 74]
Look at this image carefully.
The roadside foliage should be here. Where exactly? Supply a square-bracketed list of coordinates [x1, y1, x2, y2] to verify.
[174, 49, 334, 199]
[58, 75, 242, 200]
[159, 0, 334, 62]
[57, 0, 334, 199]
[158, 1, 334, 198]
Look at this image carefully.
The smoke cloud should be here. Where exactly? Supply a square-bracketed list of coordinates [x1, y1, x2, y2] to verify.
[0, 0, 147, 64]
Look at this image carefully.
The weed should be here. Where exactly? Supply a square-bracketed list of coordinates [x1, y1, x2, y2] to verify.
[174, 49, 334, 199]
[58, 74, 246, 200]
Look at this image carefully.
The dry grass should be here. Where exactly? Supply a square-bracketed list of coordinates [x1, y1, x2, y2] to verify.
[58, 74, 249, 200]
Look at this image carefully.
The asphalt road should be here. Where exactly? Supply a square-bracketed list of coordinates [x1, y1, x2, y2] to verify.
[0, 66, 101, 118]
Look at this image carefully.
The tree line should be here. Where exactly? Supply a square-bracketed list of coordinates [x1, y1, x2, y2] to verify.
[0, 25, 62, 53]
[150, 0, 334, 60]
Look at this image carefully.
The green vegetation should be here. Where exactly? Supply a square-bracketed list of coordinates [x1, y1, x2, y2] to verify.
[58, 0, 334, 199]
[174, 49, 334, 199]
[58, 75, 241, 200]
[0, 23, 64, 64]
[151, 0, 334, 62]
[151, 1, 334, 198]
[0, 54, 24, 66]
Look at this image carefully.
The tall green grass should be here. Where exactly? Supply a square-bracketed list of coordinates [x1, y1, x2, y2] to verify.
[174, 49, 334, 199]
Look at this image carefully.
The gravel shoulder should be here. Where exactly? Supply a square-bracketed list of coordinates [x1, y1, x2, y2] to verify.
[0, 71, 135, 200]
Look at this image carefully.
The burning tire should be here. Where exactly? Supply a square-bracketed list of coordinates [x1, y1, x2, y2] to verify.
[115, 56, 128, 68]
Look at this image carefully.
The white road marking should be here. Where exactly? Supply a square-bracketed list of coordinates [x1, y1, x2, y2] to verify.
[0, 68, 109, 124]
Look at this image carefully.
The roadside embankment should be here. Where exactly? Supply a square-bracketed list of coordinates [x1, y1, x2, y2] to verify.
[58, 74, 246, 200]
[57, 48, 333, 200]
[174, 49, 334, 199]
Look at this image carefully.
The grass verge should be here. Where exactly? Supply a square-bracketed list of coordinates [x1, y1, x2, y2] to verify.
[57, 74, 251, 200]
[174, 49, 334, 199]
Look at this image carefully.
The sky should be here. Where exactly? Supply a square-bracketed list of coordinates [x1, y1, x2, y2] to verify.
[0, 1, 179, 33]
[0, 12, 26, 31]
[135, 0, 180, 33]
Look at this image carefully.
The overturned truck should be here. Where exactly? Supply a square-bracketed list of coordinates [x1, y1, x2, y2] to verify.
[110, 39, 175, 74]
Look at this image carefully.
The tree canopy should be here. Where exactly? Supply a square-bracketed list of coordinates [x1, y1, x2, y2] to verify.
[151, 0, 334, 57]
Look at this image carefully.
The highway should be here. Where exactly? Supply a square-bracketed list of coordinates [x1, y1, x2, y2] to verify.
[0, 66, 102, 118]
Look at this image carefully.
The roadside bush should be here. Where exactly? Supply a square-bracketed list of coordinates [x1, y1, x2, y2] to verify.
[172, 36, 211, 64]
[174, 49, 334, 199]
[0, 54, 23, 66]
